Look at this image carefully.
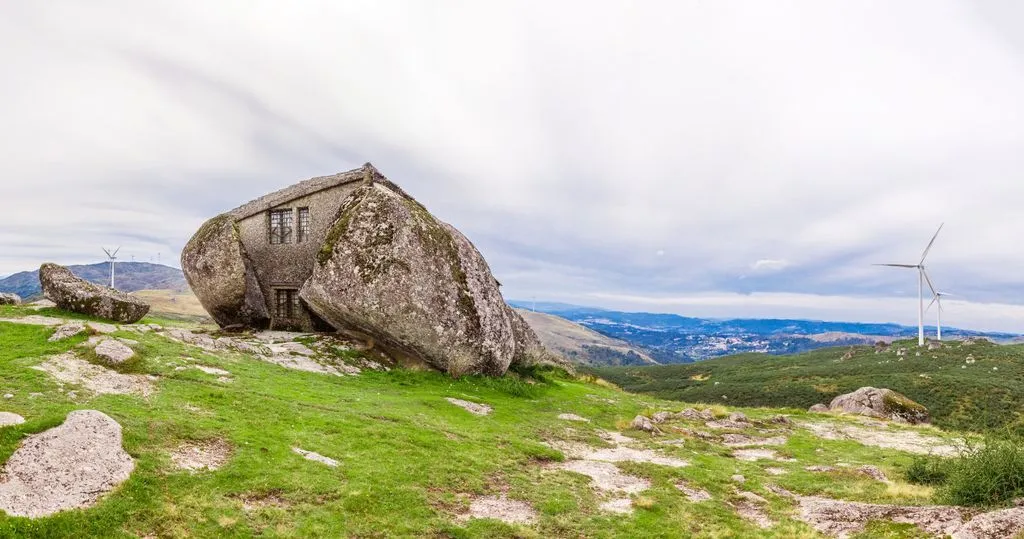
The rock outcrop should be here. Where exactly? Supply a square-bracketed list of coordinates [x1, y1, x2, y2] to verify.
[0, 293, 20, 305]
[180, 215, 269, 329]
[301, 180, 544, 376]
[39, 264, 149, 323]
[828, 387, 929, 424]
[0, 410, 134, 517]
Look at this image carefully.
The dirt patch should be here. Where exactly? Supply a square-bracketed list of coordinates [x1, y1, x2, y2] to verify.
[33, 353, 154, 397]
[732, 449, 794, 462]
[765, 467, 788, 476]
[560, 460, 650, 493]
[600, 498, 634, 514]
[236, 490, 289, 512]
[721, 434, 788, 447]
[0, 410, 133, 517]
[676, 482, 712, 502]
[706, 419, 752, 430]
[557, 413, 589, 422]
[733, 492, 774, 529]
[446, 398, 492, 416]
[292, 447, 340, 467]
[463, 495, 537, 524]
[192, 365, 231, 376]
[799, 421, 961, 456]
[170, 439, 232, 472]
[584, 446, 689, 468]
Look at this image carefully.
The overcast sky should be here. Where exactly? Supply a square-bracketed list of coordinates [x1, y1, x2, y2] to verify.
[3, 1, 1024, 331]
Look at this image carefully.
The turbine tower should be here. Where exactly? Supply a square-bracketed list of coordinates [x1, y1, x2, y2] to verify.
[102, 247, 121, 290]
[874, 224, 943, 347]
[926, 291, 952, 341]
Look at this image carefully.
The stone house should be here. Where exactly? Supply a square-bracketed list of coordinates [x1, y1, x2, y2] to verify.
[221, 164, 378, 331]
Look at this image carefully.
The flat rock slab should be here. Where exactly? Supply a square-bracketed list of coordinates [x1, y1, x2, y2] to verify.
[800, 421, 961, 457]
[446, 398, 492, 416]
[193, 365, 231, 376]
[676, 482, 712, 502]
[560, 460, 650, 493]
[34, 353, 154, 397]
[721, 434, 788, 448]
[0, 410, 133, 518]
[94, 339, 135, 365]
[465, 495, 538, 524]
[732, 449, 795, 462]
[0, 316, 65, 326]
[171, 439, 232, 472]
[49, 323, 85, 342]
[87, 322, 119, 334]
[0, 413, 25, 427]
[797, 496, 966, 538]
[292, 447, 339, 467]
[557, 413, 590, 422]
[263, 354, 344, 376]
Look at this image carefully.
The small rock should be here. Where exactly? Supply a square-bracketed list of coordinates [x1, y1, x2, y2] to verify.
[769, 415, 793, 425]
[651, 411, 673, 423]
[631, 415, 660, 434]
[809, 404, 830, 413]
[48, 323, 85, 342]
[0, 293, 22, 305]
[677, 482, 713, 502]
[292, 447, 339, 467]
[731, 474, 746, 483]
[729, 412, 748, 422]
[446, 398, 492, 416]
[857, 465, 889, 482]
[86, 321, 119, 335]
[3, 394, 12, 399]
[0, 413, 25, 426]
[94, 339, 135, 365]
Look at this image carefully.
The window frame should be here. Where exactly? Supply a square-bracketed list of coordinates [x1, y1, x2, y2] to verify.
[268, 208, 294, 245]
[275, 289, 300, 318]
[297, 207, 311, 243]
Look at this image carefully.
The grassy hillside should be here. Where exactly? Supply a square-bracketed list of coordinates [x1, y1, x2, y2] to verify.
[0, 303, 1003, 537]
[588, 340, 1024, 435]
[515, 309, 656, 366]
[130, 289, 212, 325]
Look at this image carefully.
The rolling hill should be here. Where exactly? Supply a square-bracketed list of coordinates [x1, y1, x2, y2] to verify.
[512, 301, 1020, 363]
[588, 338, 1024, 435]
[0, 262, 187, 299]
[514, 308, 656, 366]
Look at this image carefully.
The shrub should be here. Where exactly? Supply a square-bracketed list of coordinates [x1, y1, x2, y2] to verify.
[905, 456, 948, 486]
[940, 436, 1024, 506]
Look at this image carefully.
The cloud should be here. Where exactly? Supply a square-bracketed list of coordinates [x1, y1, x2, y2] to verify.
[1, 1, 1024, 331]
[752, 259, 790, 272]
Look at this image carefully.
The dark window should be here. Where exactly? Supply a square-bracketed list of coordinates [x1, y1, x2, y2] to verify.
[297, 208, 311, 243]
[275, 289, 300, 318]
[269, 209, 293, 244]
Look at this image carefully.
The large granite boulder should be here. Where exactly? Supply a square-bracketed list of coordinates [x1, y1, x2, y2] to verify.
[829, 387, 929, 424]
[39, 264, 149, 323]
[180, 214, 270, 329]
[301, 181, 523, 376]
[0, 293, 20, 305]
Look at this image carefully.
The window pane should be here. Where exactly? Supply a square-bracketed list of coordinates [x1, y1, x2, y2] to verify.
[269, 209, 293, 244]
[297, 208, 310, 243]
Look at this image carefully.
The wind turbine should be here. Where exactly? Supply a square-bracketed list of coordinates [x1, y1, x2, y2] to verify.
[874, 224, 943, 347]
[102, 247, 121, 290]
[926, 291, 953, 341]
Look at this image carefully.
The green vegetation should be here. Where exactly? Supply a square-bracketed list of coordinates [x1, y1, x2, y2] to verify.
[0, 304, 1002, 536]
[588, 340, 1024, 434]
[906, 435, 1024, 507]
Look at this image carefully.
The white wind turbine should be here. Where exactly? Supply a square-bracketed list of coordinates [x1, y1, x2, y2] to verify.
[874, 224, 943, 347]
[926, 291, 953, 341]
[102, 246, 121, 289]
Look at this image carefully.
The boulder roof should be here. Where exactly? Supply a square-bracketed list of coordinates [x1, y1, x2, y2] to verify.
[228, 163, 381, 221]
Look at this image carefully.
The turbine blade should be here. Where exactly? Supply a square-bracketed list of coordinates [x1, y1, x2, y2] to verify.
[113, 247, 121, 257]
[926, 296, 937, 312]
[873, 263, 919, 268]
[920, 223, 944, 264]
[922, 268, 938, 298]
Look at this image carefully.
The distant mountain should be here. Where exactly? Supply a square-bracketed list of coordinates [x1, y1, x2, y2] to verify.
[514, 308, 656, 366]
[0, 262, 187, 299]
[509, 300, 1021, 363]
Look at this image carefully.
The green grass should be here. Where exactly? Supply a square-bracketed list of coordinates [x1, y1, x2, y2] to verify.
[587, 339, 1024, 434]
[905, 434, 1024, 507]
[0, 304, 997, 537]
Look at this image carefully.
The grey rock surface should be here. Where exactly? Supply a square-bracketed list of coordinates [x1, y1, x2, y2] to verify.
[0, 410, 133, 518]
[180, 214, 269, 329]
[301, 181, 521, 376]
[829, 387, 929, 424]
[94, 339, 135, 365]
[48, 322, 85, 342]
[0, 293, 21, 305]
[38, 264, 149, 323]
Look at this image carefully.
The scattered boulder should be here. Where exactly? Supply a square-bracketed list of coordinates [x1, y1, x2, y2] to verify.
[87, 321, 118, 334]
[180, 215, 270, 329]
[93, 339, 135, 365]
[0, 293, 21, 305]
[651, 411, 673, 423]
[38, 264, 149, 323]
[0, 410, 133, 517]
[678, 408, 715, 421]
[828, 387, 929, 424]
[857, 465, 889, 482]
[631, 415, 660, 434]
[809, 404, 830, 413]
[49, 322, 85, 342]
